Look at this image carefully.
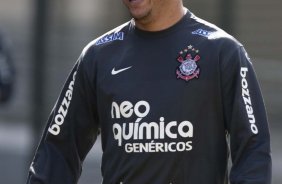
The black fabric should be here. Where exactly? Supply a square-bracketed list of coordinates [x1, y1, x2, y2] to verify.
[27, 11, 271, 184]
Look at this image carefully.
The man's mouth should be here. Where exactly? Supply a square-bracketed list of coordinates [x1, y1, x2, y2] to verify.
[129, 0, 144, 4]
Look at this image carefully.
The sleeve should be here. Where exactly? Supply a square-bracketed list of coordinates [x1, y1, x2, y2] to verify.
[26, 46, 100, 184]
[220, 43, 272, 184]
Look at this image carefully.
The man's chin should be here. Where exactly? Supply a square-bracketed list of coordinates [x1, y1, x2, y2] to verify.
[130, 10, 150, 22]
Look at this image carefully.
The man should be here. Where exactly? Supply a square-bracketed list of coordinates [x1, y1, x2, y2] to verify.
[27, 0, 272, 183]
[0, 31, 14, 103]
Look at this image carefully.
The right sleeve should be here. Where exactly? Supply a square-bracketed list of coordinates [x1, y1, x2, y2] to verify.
[26, 46, 100, 184]
[219, 43, 271, 184]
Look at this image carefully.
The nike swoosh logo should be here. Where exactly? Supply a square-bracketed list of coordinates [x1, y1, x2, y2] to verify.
[111, 66, 132, 75]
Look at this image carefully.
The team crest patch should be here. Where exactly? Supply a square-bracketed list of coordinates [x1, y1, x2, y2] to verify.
[176, 45, 201, 82]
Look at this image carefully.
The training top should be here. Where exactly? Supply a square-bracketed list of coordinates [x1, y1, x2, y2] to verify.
[27, 10, 271, 184]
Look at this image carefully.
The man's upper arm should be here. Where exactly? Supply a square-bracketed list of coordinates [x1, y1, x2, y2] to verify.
[220, 41, 272, 184]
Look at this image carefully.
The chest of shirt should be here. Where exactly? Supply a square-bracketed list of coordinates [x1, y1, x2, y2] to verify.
[95, 37, 220, 104]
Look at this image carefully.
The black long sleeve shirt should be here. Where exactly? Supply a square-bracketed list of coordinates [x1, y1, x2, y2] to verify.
[27, 11, 271, 184]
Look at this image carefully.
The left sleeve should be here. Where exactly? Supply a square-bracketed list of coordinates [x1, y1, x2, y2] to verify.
[26, 45, 100, 184]
[220, 44, 272, 184]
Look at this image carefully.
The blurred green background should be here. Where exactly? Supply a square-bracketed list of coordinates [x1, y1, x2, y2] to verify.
[0, 0, 281, 183]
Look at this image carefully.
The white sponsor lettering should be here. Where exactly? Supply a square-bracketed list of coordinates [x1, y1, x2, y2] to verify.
[113, 119, 193, 147]
[96, 32, 124, 45]
[111, 101, 194, 153]
[48, 71, 77, 135]
[240, 67, 258, 134]
[111, 100, 150, 122]
[125, 141, 193, 153]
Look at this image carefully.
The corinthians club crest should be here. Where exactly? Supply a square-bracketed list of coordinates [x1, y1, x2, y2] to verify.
[176, 45, 201, 82]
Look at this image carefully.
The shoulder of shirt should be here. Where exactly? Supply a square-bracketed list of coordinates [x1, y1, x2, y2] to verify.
[75, 21, 131, 71]
[81, 21, 130, 56]
[189, 13, 243, 49]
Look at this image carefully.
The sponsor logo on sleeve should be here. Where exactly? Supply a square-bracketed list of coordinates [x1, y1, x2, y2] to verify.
[95, 32, 124, 45]
[240, 67, 258, 134]
[192, 29, 212, 37]
[48, 71, 77, 136]
[111, 100, 194, 153]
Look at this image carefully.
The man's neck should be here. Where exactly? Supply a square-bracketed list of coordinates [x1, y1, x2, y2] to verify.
[135, 5, 186, 32]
